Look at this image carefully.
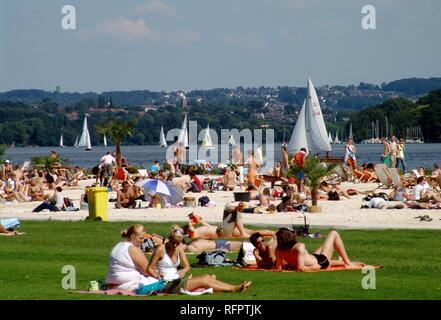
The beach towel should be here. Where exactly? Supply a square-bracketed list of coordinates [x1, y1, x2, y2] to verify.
[235, 265, 383, 273]
[72, 287, 213, 297]
[0, 218, 20, 229]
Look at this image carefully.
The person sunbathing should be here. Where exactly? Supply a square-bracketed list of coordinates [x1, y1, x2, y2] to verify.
[249, 232, 276, 269]
[413, 176, 441, 203]
[181, 206, 274, 238]
[27, 178, 50, 202]
[147, 228, 252, 293]
[0, 224, 21, 236]
[275, 228, 365, 271]
[115, 181, 136, 209]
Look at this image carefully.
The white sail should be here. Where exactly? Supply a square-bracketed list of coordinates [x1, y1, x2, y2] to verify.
[85, 128, 92, 150]
[74, 135, 79, 148]
[334, 130, 340, 144]
[159, 126, 167, 147]
[177, 115, 189, 148]
[304, 78, 332, 153]
[201, 125, 215, 149]
[59, 135, 64, 148]
[349, 122, 353, 140]
[103, 134, 107, 147]
[77, 116, 90, 148]
[328, 131, 333, 143]
[228, 134, 236, 146]
[287, 99, 308, 154]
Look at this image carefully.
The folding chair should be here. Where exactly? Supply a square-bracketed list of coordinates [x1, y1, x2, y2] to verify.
[374, 164, 392, 188]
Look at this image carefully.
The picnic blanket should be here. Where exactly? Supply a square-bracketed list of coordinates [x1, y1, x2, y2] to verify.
[235, 265, 383, 273]
[72, 287, 213, 296]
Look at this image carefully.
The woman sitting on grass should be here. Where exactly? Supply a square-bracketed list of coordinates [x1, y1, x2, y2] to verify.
[105, 224, 160, 291]
[275, 228, 365, 271]
[147, 227, 252, 293]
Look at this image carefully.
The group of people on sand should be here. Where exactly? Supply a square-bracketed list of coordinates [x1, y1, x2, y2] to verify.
[0, 154, 84, 211]
[104, 221, 364, 295]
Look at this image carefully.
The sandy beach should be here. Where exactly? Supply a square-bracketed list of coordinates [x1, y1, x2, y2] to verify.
[1, 177, 440, 230]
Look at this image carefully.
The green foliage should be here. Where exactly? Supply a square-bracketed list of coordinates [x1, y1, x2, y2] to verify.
[0, 144, 6, 163]
[31, 154, 65, 170]
[287, 157, 337, 189]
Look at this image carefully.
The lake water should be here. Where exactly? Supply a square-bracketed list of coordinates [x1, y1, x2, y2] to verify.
[4, 144, 441, 170]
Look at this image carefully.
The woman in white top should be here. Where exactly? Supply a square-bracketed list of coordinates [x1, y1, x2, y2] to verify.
[106, 224, 159, 291]
[147, 227, 252, 293]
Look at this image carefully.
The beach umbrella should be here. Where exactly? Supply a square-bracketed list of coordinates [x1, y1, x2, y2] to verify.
[164, 182, 184, 205]
[136, 179, 171, 197]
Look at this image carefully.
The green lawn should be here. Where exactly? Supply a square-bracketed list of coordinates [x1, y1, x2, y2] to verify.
[1, 220, 441, 300]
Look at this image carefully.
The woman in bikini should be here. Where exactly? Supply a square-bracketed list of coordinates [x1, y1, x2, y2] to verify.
[147, 228, 252, 293]
[275, 228, 364, 271]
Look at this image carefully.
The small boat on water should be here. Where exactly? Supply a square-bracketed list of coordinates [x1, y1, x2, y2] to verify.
[59, 134, 65, 148]
[77, 115, 92, 151]
[201, 124, 215, 149]
[159, 126, 167, 147]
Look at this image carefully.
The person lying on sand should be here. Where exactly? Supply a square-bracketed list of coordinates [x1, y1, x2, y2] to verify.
[275, 228, 365, 271]
[181, 205, 274, 238]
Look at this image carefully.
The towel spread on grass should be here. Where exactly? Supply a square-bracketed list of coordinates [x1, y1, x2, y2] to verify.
[235, 265, 383, 273]
[72, 287, 213, 296]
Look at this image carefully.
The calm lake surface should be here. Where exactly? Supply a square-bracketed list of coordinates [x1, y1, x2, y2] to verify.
[4, 144, 441, 170]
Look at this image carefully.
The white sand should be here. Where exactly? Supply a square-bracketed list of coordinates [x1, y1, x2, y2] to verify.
[1, 178, 441, 230]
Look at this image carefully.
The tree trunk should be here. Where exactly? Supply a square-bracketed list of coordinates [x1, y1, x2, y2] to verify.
[116, 143, 122, 168]
[311, 188, 318, 206]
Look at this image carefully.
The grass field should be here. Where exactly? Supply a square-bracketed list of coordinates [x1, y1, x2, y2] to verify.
[1, 220, 441, 300]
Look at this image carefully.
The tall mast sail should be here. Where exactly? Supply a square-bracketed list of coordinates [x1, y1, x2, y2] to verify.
[103, 134, 107, 147]
[228, 134, 236, 146]
[78, 116, 90, 148]
[201, 124, 214, 149]
[177, 115, 189, 148]
[287, 99, 307, 154]
[59, 135, 64, 147]
[304, 78, 332, 153]
[74, 135, 79, 148]
[349, 122, 353, 140]
[159, 127, 167, 147]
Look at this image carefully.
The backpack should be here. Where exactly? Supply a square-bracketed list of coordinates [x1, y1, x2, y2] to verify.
[236, 242, 257, 266]
[197, 249, 228, 266]
[198, 196, 210, 207]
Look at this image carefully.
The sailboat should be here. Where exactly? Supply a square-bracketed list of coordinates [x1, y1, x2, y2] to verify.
[77, 115, 92, 151]
[287, 78, 332, 154]
[103, 134, 108, 147]
[177, 115, 189, 148]
[159, 126, 167, 147]
[73, 135, 79, 148]
[228, 134, 236, 146]
[255, 145, 264, 166]
[328, 131, 333, 144]
[201, 125, 215, 149]
[59, 135, 65, 148]
[334, 130, 340, 144]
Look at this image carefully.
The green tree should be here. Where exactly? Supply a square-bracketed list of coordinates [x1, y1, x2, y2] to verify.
[287, 157, 337, 207]
[96, 119, 138, 167]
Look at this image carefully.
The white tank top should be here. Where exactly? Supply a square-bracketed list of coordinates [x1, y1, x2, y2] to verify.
[106, 241, 157, 290]
[157, 247, 180, 281]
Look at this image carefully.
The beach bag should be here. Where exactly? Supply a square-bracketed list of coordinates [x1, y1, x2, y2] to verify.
[236, 242, 256, 266]
[141, 236, 156, 253]
[198, 196, 210, 207]
[197, 250, 228, 266]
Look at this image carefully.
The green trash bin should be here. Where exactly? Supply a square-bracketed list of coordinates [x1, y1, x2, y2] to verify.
[85, 187, 108, 221]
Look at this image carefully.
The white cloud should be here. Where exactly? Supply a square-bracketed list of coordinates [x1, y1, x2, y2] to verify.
[135, 0, 177, 17]
[78, 17, 159, 41]
[78, 17, 199, 44]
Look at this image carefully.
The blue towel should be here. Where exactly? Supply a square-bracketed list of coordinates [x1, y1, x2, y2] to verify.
[0, 218, 20, 229]
[135, 279, 167, 295]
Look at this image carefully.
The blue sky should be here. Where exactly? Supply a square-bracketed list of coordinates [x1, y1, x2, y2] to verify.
[1, 0, 440, 93]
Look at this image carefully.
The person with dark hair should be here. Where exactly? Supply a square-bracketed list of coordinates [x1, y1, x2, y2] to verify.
[32, 187, 65, 212]
[188, 172, 202, 193]
[147, 227, 252, 293]
[276, 196, 296, 212]
[275, 228, 363, 271]
[249, 232, 276, 269]
[115, 181, 136, 209]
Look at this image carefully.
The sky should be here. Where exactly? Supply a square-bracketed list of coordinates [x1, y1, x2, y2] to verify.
[1, 0, 440, 93]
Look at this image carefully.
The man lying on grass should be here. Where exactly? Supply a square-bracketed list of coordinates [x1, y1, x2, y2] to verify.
[275, 228, 365, 271]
